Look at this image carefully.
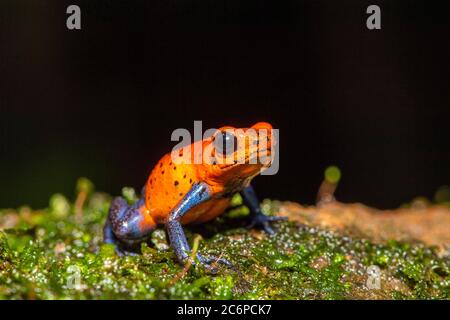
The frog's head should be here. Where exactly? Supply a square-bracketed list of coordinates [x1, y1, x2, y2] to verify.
[201, 122, 276, 189]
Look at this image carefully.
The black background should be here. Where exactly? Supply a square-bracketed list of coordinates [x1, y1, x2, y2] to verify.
[0, 0, 449, 208]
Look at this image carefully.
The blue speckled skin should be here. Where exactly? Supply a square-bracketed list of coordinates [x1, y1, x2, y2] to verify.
[103, 197, 152, 255]
[111, 198, 150, 239]
[104, 182, 232, 270]
[166, 182, 210, 263]
[166, 182, 232, 270]
[104, 183, 284, 270]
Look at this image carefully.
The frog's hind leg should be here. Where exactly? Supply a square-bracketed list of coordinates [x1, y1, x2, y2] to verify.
[241, 185, 287, 235]
[103, 196, 155, 256]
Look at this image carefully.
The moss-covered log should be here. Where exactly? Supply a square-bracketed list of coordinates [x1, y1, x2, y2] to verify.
[0, 180, 448, 299]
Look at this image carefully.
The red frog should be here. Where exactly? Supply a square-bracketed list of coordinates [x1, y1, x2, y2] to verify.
[103, 122, 285, 271]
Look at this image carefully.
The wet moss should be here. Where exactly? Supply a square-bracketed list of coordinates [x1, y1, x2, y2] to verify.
[0, 180, 448, 299]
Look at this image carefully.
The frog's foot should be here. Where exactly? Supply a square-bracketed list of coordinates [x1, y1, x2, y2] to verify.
[166, 182, 233, 273]
[114, 238, 142, 257]
[196, 253, 233, 273]
[240, 185, 288, 235]
[104, 238, 138, 256]
[114, 245, 139, 257]
[247, 212, 288, 235]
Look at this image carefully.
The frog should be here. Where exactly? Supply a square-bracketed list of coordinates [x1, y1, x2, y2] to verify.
[103, 122, 285, 272]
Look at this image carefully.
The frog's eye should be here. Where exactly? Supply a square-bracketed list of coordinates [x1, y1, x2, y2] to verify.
[214, 131, 238, 157]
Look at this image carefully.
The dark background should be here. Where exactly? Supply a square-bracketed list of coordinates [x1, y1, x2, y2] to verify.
[0, 0, 449, 209]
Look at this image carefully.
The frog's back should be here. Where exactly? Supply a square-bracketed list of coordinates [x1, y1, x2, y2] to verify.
[144, 153, 230, 225]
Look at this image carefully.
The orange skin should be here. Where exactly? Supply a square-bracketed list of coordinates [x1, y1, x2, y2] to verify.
[139, 122, 274, 230]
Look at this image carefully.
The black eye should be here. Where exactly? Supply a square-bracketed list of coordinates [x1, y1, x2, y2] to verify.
[214, 131, 238, 156]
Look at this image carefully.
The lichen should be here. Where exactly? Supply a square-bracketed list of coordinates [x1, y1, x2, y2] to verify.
[0, 179, 448, 299]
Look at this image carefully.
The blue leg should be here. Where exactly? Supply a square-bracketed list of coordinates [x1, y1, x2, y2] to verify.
[140, 185, 147, 198]
[241, 185, 287, 235]
[103, 217, 116, 244]
[167, 182, 232, 273]
[104, 196, 154, 256]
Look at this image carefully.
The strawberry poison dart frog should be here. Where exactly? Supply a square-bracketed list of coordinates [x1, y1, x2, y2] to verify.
[103, 122, 285, 271]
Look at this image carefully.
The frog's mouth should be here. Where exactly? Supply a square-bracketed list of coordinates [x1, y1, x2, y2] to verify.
[205, 122, 276, 180]
[216, 134, 274, 175]
[217, 147, 272, 169]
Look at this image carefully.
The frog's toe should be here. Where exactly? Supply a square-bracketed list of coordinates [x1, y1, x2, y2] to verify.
[261, 221, 275, 235]
[247, 214, 287, 234]
[262, 215, 288, 222]
[196, 253, 233, 273]
[115, 246, 139, 257]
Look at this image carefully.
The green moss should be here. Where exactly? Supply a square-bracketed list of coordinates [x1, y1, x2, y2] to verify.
[324, 165, 341, 184]
[0, 180, 448, 299]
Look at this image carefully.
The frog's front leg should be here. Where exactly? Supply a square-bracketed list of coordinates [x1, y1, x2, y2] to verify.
[241, 184, 287, 235]
[103, 197, 155, 255]
[167, 182, 232, 273]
